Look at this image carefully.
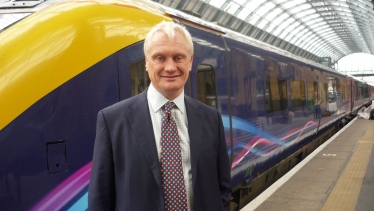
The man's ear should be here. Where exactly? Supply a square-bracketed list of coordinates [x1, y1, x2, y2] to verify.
[145, 57, 149, 71]
[189, 55, 194, 71]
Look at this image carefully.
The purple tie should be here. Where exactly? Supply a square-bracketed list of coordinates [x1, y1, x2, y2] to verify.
[161, 101, 188, 211]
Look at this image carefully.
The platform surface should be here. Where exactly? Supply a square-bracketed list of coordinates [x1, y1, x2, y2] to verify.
[241, 114, 374, 211]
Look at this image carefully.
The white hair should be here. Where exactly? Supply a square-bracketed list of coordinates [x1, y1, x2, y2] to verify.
[144, 21, 194, 56]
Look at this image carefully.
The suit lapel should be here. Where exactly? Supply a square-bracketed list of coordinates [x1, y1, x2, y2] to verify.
[185, 96, 204, 186]
[127, 91, 162, 188]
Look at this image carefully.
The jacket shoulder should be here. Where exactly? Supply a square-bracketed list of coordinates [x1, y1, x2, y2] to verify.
[101, 92, 146, 117]
[185, 95, 219, 114]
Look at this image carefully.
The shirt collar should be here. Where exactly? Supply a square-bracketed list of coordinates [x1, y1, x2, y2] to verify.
[147, 83, 185, 114]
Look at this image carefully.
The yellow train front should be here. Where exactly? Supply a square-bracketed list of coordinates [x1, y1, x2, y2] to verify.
[1, 0, 373, 210]
[0, 1, 171, 210]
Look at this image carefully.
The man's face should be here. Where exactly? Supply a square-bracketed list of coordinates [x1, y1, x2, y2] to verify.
[145, 31, 193, 100]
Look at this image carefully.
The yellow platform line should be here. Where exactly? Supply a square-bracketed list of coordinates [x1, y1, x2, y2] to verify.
[321, 121, 374, 211]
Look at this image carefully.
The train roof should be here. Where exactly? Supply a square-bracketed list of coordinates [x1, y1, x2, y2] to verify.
[153, 2, 349, 77]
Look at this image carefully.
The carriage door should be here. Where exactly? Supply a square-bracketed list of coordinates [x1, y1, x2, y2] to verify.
[181, 23, 232, 162]
[182, 24, 228, 114]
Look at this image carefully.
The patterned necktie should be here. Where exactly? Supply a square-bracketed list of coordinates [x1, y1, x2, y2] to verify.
[161, 101, 188, 211]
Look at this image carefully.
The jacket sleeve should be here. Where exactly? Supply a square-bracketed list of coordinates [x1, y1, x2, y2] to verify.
[217, 111, 232, 211]
[88, 110, 115, 211]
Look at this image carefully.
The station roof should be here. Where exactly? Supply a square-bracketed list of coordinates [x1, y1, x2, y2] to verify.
[153, 0, 374, 65]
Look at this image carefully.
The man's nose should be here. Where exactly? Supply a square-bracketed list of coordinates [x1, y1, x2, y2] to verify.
[164, 58, 177, 71]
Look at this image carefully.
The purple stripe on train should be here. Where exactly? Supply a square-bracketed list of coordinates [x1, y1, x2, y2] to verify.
[30, 162, 92, 211]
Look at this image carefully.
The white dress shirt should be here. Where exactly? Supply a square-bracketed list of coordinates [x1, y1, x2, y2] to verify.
[147, 83, 194, 211]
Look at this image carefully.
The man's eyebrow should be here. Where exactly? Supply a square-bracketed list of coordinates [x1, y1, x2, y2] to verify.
[151, 53, 163, 57]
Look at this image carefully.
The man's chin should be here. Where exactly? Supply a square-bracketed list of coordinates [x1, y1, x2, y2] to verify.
[161, 87, 183, 97]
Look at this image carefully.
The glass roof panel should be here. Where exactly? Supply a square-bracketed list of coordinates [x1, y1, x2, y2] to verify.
[309, 23, 323, 30]
[318, 28, 331, 34]
[233, 0, 248, 4]
[273, 27, 283, 36]
[291, 4, 311, 14]
[271, 13, 289, 26]
[243, 0, 267, 13]
[208, 0, 227, 9]
[276, 0, 290, 3]
[297, 32, 313, 45]
[300, 13, 319, 22]
[313, 48, 324, 56]
[308, 18, 324, 25]
[257, 19, 269, 29]
[295, 28, 310, 38]
[291, 7, 302, 14]
[283, 0, 306, 9]
[284, 34, 295, 42]
[285, 30, 301, 40]
[249, 14, 261, 25]
[294, 39, 303, 46]
[289, 21, 301, 30]
[282, 25, 301, 39]
[278, 31, 288, 39]
[290, 26, 308, 43]
[0, 13, 31, 31]
[225, 2, 240, 15]
[299, 3, 311, 10]
[256, 2, 275, 17]
[265, 8, 283, 21]
[282, 1, 295, 9]
[237, 8, 250, 20]
[294, 9, 314, 19]
[266, 24, 276, 33]
[300, 36, 314, 47]
[290, 36, 300, 44]
[279, 18, 295, 32]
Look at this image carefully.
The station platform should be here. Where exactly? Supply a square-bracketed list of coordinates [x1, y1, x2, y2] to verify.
[241, 110, 374, 211]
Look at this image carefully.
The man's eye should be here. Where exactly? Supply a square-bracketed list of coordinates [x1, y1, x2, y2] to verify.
[174, 56, 185, 62]
[154, 56, 165, 63]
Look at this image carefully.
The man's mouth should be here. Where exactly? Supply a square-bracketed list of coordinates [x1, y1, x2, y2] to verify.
[163, 75, 179, 78]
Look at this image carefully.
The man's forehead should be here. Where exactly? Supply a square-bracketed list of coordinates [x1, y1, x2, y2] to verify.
[147, 31, 192, 56]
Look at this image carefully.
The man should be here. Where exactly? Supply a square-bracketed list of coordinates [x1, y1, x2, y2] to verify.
[88, 21, 232, 211]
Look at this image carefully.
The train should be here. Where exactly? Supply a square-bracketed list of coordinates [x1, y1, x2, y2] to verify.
[1, 0, 373, 210]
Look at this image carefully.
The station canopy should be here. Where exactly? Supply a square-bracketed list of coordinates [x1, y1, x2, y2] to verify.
[153, 0, 374, 65]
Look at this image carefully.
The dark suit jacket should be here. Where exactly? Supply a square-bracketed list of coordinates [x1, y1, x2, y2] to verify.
[88, 90, 231, 211]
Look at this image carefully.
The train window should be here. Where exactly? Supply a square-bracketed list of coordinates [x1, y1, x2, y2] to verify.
[355, 82, 366, 99]
[129, 58, 150, 97]
[341, 85, 345, 101]
[328, 76, 337, 103]
[197, 64, 217, 108]
[336, 83, 341, 101]
[307, 82, 318, 107]
[265, 77, 288, 113]
[319, 83, 328, 104]
[364, 84, 369, 98]
[290, 80, 306, 108]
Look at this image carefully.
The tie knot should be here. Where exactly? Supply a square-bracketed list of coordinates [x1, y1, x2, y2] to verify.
[164, 101, 175, 113]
